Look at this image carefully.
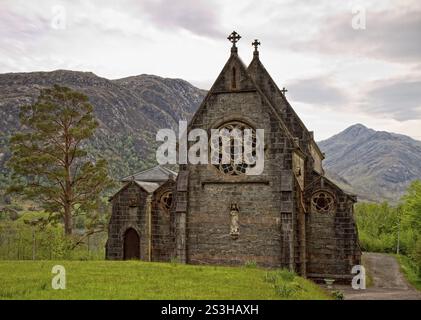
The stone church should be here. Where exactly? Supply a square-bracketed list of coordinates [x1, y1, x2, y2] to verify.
[106, 32, 361, 282]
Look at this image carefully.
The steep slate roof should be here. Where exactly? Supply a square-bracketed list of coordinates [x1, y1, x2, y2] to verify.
[134, 181, 161, 193]
[247, 51, 325, 159]
[121, 165, 177, 183]
[108, 180, 161, 201]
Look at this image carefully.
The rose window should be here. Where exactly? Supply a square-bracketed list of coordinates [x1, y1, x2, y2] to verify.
[210, 122, 257, 175]
[311, 191, 334, 213]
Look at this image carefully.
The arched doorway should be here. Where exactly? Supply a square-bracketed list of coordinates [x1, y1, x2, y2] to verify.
[123, 228, 140, 260]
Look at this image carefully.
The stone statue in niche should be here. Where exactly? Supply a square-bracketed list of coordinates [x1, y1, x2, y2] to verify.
[129, 197, 138, 207]
[230, 203, 240, 239]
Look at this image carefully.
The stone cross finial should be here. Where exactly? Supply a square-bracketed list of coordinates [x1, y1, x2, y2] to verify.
[281, 87, 288, 95]
[227, 31, 241, 47]
[252, 39, 261, 52]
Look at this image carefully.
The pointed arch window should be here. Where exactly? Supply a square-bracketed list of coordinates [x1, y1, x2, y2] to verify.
[231, 67, 237, 89]
[210, 121, 257, 176]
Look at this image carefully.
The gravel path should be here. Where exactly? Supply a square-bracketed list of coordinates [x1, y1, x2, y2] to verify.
[335, 252, 421, 300]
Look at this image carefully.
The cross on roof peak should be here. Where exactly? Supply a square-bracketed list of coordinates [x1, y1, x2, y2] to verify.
[281, 87, 288, 95]
[252, 39, 261, 51]
[227, 31, 241, 47]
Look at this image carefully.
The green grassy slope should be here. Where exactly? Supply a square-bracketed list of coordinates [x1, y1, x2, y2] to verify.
[396, 255, 421, 291]
[0, 261, 330, 300]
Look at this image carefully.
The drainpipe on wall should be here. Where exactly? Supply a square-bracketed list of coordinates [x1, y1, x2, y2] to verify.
[146, 195, 152, 262]
[298, 191, 307, 277]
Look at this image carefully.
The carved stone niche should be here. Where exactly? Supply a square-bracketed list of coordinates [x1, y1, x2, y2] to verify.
[129, 196, 138, 207]
[230, 203, 240, 239]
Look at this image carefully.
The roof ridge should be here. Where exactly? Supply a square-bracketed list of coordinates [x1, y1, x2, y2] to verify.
[120, 165, 158, 181]
[120, 165, 177, 182]
[249, 57, 311, 133]
[247, 56, 321, 154]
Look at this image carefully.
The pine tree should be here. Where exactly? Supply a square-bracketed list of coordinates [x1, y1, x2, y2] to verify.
[7, 85, 113, 236]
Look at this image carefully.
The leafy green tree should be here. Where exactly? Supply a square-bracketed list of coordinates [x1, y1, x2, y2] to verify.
[402, 180, 421, 234]
[401, 180, 421, 268]
[7, 85, 113, 236]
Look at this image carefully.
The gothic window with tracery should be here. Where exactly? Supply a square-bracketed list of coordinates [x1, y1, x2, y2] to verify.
[210, 121, 257, 175]
[160, 191, 173, 211]
[311, 191, 335, 214]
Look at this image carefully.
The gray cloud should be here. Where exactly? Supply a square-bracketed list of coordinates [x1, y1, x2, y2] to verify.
[288, 75, 421, 122]
[294, 8, 421, 64]
[0, 7, 49, 48]
[362, 78, 421, 121]
[288, 77, 349, 106]
[138, 0, 223, 38]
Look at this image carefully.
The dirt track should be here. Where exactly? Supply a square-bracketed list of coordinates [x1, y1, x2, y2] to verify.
[335, 252, 421, 300]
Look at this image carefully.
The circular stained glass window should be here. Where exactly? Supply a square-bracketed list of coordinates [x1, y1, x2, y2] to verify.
[311, 191, 335, 214]
[210, 122, 257, 175]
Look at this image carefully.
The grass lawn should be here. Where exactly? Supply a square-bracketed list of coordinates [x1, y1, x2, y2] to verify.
[395, 255, 421, 291]
[0, 260, 331, 300]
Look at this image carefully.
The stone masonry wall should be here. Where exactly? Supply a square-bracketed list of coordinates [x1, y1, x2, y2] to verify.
[106, 182, 149, 260]
[186, 62, 295, 268]
[151, 182, 176, 262]
[305, 173, 361, 282]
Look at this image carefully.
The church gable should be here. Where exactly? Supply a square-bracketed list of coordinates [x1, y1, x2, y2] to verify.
[182, 33, 303, 269]
[188, 49, 261, 131]
[188, 34, 296, 157]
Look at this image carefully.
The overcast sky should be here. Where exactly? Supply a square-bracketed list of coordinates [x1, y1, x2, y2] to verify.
[1, 0, 420, 140]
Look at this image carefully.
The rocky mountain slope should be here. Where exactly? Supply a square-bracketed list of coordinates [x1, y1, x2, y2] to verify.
[318, 124, 421, 202]
[0, 70, 206, 179]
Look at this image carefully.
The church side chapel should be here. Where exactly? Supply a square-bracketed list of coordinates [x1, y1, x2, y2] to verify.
[106, 166, 177, 262]
[106, 32, 361, 283]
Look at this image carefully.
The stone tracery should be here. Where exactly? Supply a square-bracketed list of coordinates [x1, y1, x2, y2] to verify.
[211, 121, 256, 176]
[311, 191, 335, 214]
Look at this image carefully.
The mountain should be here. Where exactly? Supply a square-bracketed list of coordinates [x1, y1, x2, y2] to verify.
[0, 70, 206, 179]
[318, 124, 421, 202]
[1, 70, 420, 203]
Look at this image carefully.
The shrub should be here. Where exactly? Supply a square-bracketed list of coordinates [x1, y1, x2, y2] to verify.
[274, 281, 301, 298]
[332, 290, 344, 300]
[277, 269, 295, 282]
[263, 269, 302, 298]
[244, 260, 257, 268]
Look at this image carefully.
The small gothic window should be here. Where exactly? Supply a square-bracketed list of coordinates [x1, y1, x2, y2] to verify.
[160, 191, 173, 211]
[210, 121, 257, 176]
[311, 191, 335, 214]
[232, 67, 237, 89]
